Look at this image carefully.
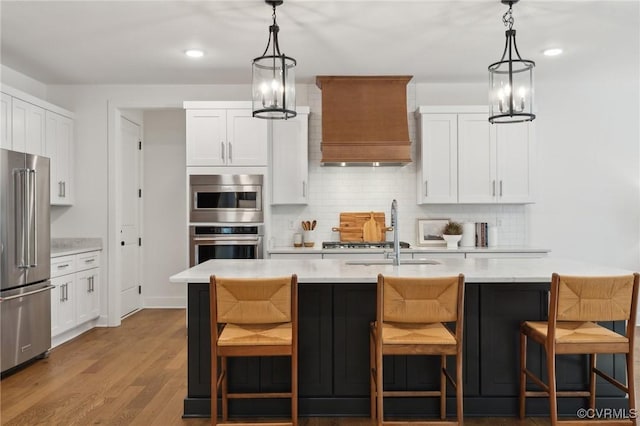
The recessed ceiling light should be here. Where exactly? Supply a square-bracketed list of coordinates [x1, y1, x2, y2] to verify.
[185, 49, 204, 58]
[543, 48, 563, 57]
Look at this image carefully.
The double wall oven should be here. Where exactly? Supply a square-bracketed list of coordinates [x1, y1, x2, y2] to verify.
[189, 174, 264, 266]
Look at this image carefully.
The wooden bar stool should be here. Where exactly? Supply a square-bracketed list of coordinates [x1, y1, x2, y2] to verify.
[209, 274, 298, 426]
[519, 272, 639, 425]
[370, 273, 465, 425]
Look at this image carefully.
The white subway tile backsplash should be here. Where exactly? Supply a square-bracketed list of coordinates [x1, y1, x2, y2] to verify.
[270, 84, 528, 248]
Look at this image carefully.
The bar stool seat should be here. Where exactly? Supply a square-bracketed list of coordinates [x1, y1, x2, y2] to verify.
[218, 323, 292, 347]
[522, 320, 629, 347]
[381, 322, 457, 347]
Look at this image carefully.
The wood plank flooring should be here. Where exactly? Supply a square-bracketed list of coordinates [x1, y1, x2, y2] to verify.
[1, 309, 637, 425]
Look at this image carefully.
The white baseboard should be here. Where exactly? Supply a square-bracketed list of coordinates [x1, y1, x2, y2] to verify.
[142, 296, 186, 309]
[51, 319, 99, 348]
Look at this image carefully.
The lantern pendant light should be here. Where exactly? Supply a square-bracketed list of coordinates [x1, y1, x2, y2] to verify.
[488, 0, 535, 124]
[252, 0, 296, 119]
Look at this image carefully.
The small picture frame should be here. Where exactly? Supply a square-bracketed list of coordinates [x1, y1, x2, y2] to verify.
[417, 218, 449, 246]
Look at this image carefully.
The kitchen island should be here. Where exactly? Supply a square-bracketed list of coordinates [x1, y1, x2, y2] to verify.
[170, 257, 633, 419]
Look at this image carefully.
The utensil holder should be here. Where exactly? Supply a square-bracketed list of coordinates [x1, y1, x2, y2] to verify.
[293, 233, 303, 248]
[303, 230, 315, 247]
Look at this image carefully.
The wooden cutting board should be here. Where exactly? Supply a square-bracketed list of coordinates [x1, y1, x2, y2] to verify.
[332, 212, 388, 242]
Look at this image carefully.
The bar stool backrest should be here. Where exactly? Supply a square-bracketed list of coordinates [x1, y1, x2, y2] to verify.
[214, 276, 293, 324]
[554, 274, 636, 322]
[381, 275, 461, 323]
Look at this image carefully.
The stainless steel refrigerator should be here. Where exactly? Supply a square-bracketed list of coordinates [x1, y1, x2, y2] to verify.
[0, 148, 52, 373]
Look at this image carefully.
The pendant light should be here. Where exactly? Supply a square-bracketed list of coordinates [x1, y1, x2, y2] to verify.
[488, 0, 535, 124]
[252, 0, 296, 119]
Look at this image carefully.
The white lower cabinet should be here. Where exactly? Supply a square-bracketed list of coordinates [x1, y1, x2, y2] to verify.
[50, 250, 101, 345]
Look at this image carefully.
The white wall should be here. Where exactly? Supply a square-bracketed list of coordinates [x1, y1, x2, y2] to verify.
[141, 109, 187, 307]
[530, 71, 640, 270]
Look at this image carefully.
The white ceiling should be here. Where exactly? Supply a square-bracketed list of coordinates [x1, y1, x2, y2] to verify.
[1, 0, 638, 86]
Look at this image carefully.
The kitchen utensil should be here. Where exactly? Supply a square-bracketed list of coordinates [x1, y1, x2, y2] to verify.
[362, 212, 382, 242]
[311, 220, 317, 230]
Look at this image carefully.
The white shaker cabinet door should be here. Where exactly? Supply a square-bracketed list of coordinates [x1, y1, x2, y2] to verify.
[496, 122, 534, 203]
[76, 269, 99, 323]
[46, 111, 74, 205]
[271, 112, 309, 205]
[1, 93, 11, 150]
[12, 98, 45, 155]
[51, 275, 76, 336]
[186, 109, 226, 166]
[457, 113, 497, 203]
[226, 109, 268, 166]
[416, 113, 458, 204]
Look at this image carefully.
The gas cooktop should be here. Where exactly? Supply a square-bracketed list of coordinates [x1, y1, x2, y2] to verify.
[322, 241, 410, 249]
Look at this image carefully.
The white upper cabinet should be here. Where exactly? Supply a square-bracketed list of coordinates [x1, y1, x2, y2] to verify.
[46, 111, 74, 205]
[185, 103, 268, 167]
[271, 108, 309, 205]
[416, 106, 534, 204]
[457, 113, 497, 203]
[495, 122, 534, 203]
[416, 113, 458, 204]
[12, 98, 46, 155]
[1, 93, 11, 150]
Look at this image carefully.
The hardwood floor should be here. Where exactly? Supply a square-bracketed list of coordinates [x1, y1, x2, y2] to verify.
[1, 309, 637, 425]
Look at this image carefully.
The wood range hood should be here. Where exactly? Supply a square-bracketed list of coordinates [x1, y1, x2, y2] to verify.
[316, 75, 412, 166]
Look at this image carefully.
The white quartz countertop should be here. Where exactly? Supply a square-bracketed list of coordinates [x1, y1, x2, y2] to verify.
[169, 257, 633, 284]
[51, 238, 103, 257]
[268, 246, 550, 255]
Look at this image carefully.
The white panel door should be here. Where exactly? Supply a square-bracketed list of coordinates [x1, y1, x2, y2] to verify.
[186, 109, 226, 166]
[227, 109, 268, 166]
[417, 113, 458, 204]
[457, 113, 497, 203]
[271, 113, 308, 204]
[119, 116, 141, 317]
[1, 93, 11, 150]
[12, 98, 45, 155]
[496, 122, 533, 203]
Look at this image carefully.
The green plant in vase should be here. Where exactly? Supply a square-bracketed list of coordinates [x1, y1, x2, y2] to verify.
[442, 221, 463, 249]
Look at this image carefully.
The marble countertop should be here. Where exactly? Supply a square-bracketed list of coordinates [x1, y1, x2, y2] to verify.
[51, 238, 103, 257]
[169, 257, 633, 284]
[268, 246, 550, 255]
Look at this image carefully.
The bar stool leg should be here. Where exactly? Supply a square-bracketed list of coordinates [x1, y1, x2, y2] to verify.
[292, 351, 298, 426]
[211, 351, 218, 426]
[370, 332, 376, 419]
[456, 350, 463, 424]
[547, 348, 558, 426]
[221, 356, 228, 421]
[376, 346, 383, 426]
[440, 354, 446, 420]
[589, 353, 596, 410]
[627, 351, 636, 424]
[519, 331, 527, 419]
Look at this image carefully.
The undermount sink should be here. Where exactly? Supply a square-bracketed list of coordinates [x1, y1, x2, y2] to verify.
[344, 259, 441, 266]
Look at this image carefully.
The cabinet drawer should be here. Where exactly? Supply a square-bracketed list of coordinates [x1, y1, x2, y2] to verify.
[51, 255, 75, 278]
[76, 252, 100, 271]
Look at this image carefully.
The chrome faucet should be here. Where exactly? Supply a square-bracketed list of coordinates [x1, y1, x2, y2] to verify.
[390, 199, 400, 266]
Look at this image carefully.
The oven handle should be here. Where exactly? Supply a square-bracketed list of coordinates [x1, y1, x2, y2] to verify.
[0, 285, 55, 302]
[192, 237, 261, 245]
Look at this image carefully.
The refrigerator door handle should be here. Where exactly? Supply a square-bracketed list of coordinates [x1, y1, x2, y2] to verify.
[14, 169, 28, 269]
[27, 169, 37, 268]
